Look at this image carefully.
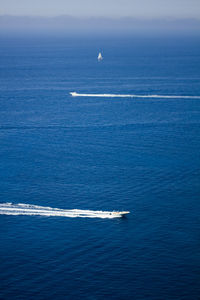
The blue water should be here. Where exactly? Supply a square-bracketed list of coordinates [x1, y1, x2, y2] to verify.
[0, 35, 200, 299]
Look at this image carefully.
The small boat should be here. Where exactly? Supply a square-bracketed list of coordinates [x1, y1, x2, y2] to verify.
[98, 52, 103, 61]
[112, 211, 130, 217]
[70, 92, 78, 96]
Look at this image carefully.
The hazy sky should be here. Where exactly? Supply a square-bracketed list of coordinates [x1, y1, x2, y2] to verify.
[0, 0, 200, 18]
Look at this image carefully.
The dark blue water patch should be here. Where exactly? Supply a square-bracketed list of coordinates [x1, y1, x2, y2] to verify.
[0, 35, 200, 299]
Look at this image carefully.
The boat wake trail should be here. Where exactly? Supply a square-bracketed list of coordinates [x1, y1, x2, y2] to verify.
[0, 203, 129, 219]
[70, 92, 200, 99]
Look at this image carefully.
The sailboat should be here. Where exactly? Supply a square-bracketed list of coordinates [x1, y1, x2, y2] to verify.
[98, 52, 103, 61]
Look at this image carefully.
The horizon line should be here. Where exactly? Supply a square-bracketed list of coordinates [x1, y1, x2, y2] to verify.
[1, 14, 200, 21]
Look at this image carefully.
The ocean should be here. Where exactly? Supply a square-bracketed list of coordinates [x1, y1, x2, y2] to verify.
[0, 34, 200, 299]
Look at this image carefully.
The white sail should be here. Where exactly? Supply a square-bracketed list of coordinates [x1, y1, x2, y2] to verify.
[98, 52, 103, 61]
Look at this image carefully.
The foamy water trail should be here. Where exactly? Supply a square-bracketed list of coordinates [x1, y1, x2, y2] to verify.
[70, 92, 200, 99]
[0, 203, 129, 219]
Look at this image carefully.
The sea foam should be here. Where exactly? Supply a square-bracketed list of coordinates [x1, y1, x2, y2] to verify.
[0, 203, 128, 219]
[70, 92, 200, 99]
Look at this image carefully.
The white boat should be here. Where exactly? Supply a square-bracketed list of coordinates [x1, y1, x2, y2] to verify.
[111, 211, 130, 217]
[98, 52, 103, 61]
[70, 92, 78, 96]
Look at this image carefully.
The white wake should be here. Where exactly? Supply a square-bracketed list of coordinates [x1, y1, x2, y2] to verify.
[70, 92, 200, 99]
[0, 203, 129, 219]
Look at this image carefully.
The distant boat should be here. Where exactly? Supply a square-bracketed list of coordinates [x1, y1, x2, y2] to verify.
[70, 92, 78, 96]
[98, 52, 103, 61]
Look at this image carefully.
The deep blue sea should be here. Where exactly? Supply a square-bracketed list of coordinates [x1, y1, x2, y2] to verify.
[0, 34, 200, 299]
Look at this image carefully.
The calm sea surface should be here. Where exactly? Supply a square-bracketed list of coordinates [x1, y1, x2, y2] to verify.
[0, 35, 200, 299]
